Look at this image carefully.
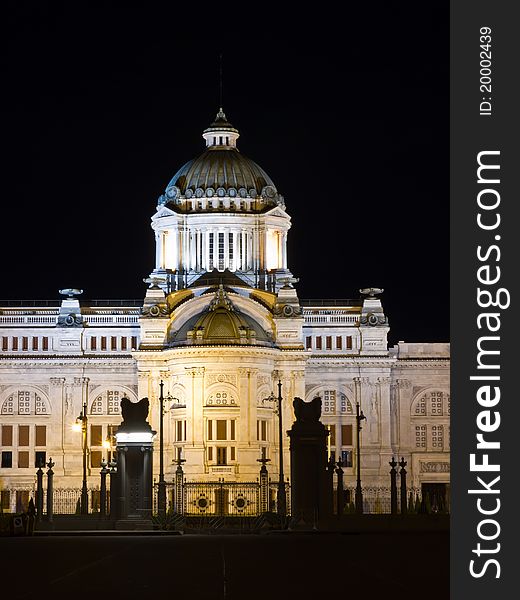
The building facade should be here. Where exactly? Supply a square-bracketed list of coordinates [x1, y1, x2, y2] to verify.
[0, 110, 450, 512]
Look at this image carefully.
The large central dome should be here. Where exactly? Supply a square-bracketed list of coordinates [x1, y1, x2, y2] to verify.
[158, 109, 284, 213]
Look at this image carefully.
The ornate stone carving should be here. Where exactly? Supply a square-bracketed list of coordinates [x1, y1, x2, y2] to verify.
[206, 373, 237, 386]
[273, 303, 302, 318]
[360, 313, 387, 326]
[141, 304, 169, 317]
[257, 374, 271, 386]
[185, 367, 205, 377]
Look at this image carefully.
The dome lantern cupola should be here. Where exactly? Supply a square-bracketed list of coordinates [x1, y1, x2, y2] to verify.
[202, 108, 240, 148]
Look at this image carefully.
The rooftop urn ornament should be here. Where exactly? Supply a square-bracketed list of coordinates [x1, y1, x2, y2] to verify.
[359, 287, 384, 297]
[59, 288, 83, 298]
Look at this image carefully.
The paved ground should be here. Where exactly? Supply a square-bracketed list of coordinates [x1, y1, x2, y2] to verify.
[1, 531, 448, 600]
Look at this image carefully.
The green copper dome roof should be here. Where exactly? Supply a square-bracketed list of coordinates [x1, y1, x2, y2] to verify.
[158, 109, 284, 212]
[167, 150, 275, 196]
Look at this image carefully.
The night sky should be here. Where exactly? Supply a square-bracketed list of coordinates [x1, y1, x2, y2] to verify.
[1, 4, 448, 345]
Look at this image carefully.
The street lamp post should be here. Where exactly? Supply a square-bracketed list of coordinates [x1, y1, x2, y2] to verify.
[73, 398, 89, 515]
[264, 379, 287, 518]
[157, 380, 167, 516]
[275, 379, 287, 518]
[355, 402, 366, 515]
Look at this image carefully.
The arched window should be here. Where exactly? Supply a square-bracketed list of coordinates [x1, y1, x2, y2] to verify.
[412, 390, 449, 417]
[1, 390, 50, 415]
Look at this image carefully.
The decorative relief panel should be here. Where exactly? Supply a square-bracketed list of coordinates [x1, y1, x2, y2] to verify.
[206, 373, 237, 387]
[420, 462, 450, 473]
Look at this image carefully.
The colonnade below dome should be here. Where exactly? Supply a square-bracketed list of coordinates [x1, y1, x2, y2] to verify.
[154, 225, 288, 274]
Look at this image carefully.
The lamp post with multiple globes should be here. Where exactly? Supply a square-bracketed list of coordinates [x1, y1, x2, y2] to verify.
[72, 398, 89, 515]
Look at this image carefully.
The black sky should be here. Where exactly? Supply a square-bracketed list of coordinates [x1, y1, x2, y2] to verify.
[1, 3, 448, 345]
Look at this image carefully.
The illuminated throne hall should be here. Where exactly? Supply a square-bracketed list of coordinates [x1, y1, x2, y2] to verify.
[0, 110, 450, 510]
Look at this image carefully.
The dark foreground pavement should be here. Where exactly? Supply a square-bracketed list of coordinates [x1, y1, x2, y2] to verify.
[1, 531, 448, 600]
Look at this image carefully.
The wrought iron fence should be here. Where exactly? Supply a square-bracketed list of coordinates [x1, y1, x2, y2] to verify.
[0, 487, 105, 515]
[153, 478, 292, 517]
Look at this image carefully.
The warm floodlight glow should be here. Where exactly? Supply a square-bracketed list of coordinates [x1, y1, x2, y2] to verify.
[72, 421, 82, 432]
[102, 438, 111, 449]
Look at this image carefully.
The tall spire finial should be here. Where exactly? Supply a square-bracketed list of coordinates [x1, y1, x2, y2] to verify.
[219, 53, 223, 109]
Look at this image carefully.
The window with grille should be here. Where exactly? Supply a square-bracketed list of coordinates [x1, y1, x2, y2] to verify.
[336, 336, 342, 349]
[415, 425, 427, 448]
[35, 395, 47, 414]
[323, 390, 336, 413]
[315, 336, 322, 350]
[91, 396, 104, 414]
[346, 336, 353, 350]
[306, 336, 312, 349]
[107, 391, 120, 414]
[430, 392, 443, 415]
[42, 337, 49, 351]
[32, 337, 38, 351]
[121, 337, 127, 351]
[18, 391, 31, 414]
[1, 395, 14, 415]
[447, 394, 451, 415]
[415, 395, 426, 415]
[131, 336, 137, 350]
[12, 337, 18, 351]
[101, 337, 107, 351]
[432, 425, 444, 449]
[326, 336, 332, 350]
[111, 337, 117, 351]
[90, 337, 97, 350]
[229, 233, 233, 264]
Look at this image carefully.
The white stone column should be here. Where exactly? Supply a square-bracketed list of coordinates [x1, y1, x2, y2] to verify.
[160, 231, 166, 269]
[241, 230, 246, 270]
[247, 230, 253, 271]
[224, 229, 229, 270]
[282, 231, 287, 269]
[155, 231, 161, 269]
[232, 231, 238, 271]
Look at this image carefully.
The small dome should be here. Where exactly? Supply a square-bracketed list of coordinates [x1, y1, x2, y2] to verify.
[159, 109, 283, 212]
[169, 286, 273, 347]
